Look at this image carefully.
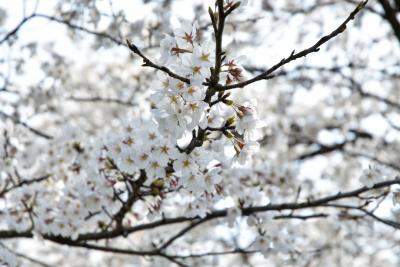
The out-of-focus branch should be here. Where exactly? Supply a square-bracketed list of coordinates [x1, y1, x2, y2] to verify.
[0, 13, 127, 47]
[67, 96, 135, 107]
[35, 13, 125, 46]
[170, 249, 257, 259]
[0, 174, 50, 198]
[279, 0, 382, 17]
[247, 64, 400, 110]
[346, 151, 400, 171]
[157, 219, 208, 251]
[0, 242, 54, 267]
[296, 129, 373, 160]
[0, 111, 53, 139]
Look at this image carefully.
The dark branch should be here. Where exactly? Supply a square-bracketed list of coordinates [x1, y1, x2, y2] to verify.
[297, 130, 373, 160]
[0, 111, 53, 140]
[378, 0, 400, 43]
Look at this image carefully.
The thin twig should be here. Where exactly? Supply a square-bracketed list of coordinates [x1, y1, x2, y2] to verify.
[126, 39, 191, 84]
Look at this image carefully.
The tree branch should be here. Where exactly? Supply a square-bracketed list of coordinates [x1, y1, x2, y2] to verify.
[67, 96, 135, 106]
[215, 0, 368, 91]
[3, 176, 398, 242]
[0, 14, 36, 44]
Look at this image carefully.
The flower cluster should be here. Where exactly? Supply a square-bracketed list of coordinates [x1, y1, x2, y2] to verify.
[0, 16, 265, 239]
[147, 21, 264, 196]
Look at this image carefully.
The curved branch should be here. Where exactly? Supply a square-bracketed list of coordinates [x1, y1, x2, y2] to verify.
[0, 14, 36, 45]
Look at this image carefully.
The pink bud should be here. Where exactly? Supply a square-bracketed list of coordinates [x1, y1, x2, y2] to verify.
[238, 106, 254, 115]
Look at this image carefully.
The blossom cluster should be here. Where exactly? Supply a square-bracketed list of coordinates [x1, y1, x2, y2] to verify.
[0, 16, 265, 241]
[102, 19, 264, 209]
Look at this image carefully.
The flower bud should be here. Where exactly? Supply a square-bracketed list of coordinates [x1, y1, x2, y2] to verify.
[225, 116, 236, 126]
[223, 92, 231, 99]
[223, 130, 234, 139]
[222, 99, 234, 105]
[238, 106, 254, 115]
[151, 178, 164, 189]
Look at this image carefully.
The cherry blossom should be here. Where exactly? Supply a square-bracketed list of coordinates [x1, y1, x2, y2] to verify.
[1, 0, 399, 266]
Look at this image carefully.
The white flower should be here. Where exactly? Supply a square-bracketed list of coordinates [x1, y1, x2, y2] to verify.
[120, 133, 137, 149]
[152, 72, 172, 92]
[169, 79, 187, 96]
[121, 119, 140, 136]
[236, 104, 258, 135]
[185, 198, 208, 218]
[173, 153, 198, 176]
[236, 141, 259, 165]
[104, 134, 124, 161]
[226, 206, 241, 227]
[211, 139, 234, 167]
[133, 147, 152, 170]
[180, 52, 211, 85]
[253, 235, 270, 256]
[152, 140, 179, 165]
[117, 147, 138, 174]
[138, 121, 159, 149]
[191, 41, 214, 68]
[203, 106, 226, 129]
[203, 168, 222, 193]
[190, 147, 212, 168]
[182, 85, 205, 102]
[181, 174, 205, 194]
[157, 93, 185, 116]
[146, 159, 166, 179]
[184, 101, 208, 130]
[173, 20, 197, 48]
[160, 34, 177, 64]
[359, 164, 386, 188]
[50, 219, 73, 238]
[153, 109, 186, 138]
